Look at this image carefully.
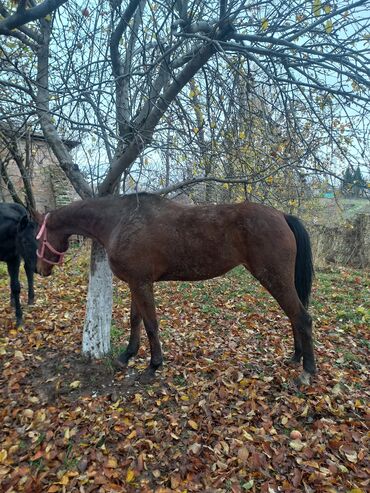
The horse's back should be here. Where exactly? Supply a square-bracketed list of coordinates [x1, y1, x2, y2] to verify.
[108, 196, 294, 282]
[0, 202, 27, 221]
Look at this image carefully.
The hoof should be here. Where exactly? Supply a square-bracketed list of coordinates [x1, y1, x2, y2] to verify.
[117, 350, 137, 367]
[295, 370, 313, 387]
[287, 357, 301, 367]
[113, 359, 128, 371]
[139, 367, 157, 384]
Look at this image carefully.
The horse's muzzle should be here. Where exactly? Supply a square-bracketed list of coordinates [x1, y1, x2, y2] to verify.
[36, 260, 53, 277]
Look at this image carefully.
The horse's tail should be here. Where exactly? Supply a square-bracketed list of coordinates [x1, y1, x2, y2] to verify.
[284, 214, 314, 309]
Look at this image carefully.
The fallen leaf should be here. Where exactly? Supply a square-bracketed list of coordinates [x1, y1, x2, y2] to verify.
[242, 479, 254, 490]
[237, 447, 250, 463]
[69, 380, 81, 389]
[188, 443, 202, 454]
[289, 440, 305, 451]
[14, 350, 24, 360]
[126, 468, 135, 482]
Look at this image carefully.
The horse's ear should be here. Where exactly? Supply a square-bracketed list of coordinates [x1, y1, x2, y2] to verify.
[30, 210, 44, 225]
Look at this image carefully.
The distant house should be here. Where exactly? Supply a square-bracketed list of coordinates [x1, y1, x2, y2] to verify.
[0, 128, 80, 212]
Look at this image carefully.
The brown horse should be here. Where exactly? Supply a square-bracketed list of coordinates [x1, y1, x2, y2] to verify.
[35, 193, 316, 386]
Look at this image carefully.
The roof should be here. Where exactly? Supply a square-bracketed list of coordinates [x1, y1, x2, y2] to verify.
[0, 122, 80, 149]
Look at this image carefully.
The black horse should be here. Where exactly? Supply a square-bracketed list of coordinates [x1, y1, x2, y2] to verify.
[0, 203, 38, 326]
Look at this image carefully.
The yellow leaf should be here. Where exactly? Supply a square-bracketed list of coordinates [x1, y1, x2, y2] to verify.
[133, 393, 143, 405]
[261, 18, 269, 30]
[188, 420, 198, 430]
[325, 20, 333, 33]
[126, 468, 135, 482]
[313, 0, 321, 17]
[127, 430, 137, 440]
[324, 4, 332, 14]
[243, 431, 253, 441]
[59, 473, 69, 485]
[239, 131, 245, 139]
[111, 399, 121, 409]
[180, 395, 189, 401]
[35, 410, 46, 422]
[107, 457, 118, 468]
[47, 486, 60, 492]
[0, 450, 7, 463]
[146, 420, 157, 428]
[301, 404, 309, 416]
[69, 380, 81, 389]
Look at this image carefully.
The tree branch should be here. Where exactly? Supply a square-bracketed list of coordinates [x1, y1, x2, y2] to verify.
[0, 0, 67, 35]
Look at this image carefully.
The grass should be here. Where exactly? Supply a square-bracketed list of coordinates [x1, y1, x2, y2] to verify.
[0, 258, 369, 492]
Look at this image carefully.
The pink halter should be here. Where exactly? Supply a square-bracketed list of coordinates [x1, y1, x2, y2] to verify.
[36, 213, 66, 265]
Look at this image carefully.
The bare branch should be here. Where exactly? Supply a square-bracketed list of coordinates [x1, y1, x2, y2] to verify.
[0, 0, 67, 35]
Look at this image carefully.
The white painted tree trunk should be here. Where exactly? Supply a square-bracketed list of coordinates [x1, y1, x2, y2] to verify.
[82, 241, 113, 357]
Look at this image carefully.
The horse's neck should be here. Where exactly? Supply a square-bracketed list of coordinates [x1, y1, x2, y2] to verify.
[53, 200, 115, 245]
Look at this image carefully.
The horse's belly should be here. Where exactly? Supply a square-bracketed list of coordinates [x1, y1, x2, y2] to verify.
[158, 259, 238, 281]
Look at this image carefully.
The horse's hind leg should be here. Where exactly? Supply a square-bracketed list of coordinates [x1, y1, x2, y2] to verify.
[290, 325, 303, 365]
[129, 281, 163, 383]
[117, 298, 142, 366]
[247, 265, 316, 385]
[285, 302, 316, 384]
[7, 258, 23, 326]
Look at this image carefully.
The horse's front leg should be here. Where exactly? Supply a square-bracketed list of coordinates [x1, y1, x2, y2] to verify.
[24, 261, 35, 305]
[7, 258, 23, 326]
[117, 298, 142, 367]
[129, 281, 163, 383]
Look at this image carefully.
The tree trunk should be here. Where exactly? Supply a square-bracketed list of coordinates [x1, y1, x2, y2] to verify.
[82, 241, 113, 357]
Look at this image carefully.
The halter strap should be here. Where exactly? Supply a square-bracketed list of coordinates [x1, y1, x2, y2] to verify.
[36, 213, 66, 265]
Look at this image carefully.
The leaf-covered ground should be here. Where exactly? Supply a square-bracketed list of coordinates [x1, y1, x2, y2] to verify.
[0, 248, 369, 493]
